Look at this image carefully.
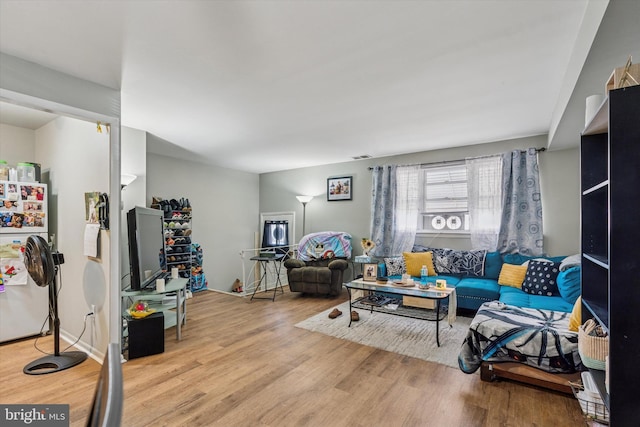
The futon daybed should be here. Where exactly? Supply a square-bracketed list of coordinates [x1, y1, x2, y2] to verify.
[458, 301, 581, 393]
[379, 248, 583, 392]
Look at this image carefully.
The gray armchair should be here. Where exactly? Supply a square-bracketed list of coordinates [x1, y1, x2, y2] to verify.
[284, 258, 349, 297]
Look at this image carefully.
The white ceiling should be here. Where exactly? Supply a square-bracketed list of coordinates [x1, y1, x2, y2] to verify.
[0, 102, 58, 130]
[0, 1, 596, 174]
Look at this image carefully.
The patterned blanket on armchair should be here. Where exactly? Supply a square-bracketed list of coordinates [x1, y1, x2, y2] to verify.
[297, 231, 352, 261]
[458, 302, 581, 374]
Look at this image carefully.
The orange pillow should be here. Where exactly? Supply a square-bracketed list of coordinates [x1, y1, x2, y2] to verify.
[402, 252, 437, 277]
[498, 263, 528, 288]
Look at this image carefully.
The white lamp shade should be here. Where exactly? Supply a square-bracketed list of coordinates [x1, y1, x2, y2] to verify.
[296, 195, 313, 204]
[121, 174, 137, 187]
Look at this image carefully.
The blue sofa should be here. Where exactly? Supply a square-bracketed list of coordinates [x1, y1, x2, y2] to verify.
[380, 249, 581, 313]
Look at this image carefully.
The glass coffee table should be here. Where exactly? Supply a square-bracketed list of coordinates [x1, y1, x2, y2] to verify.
[344, 279, 455, 347]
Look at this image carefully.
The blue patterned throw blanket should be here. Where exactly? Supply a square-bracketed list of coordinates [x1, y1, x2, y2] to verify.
[458, 302, 581, 374]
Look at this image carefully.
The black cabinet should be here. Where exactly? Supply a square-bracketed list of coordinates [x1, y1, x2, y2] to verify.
[127, 312, 165, 359]
[580, 85, 640, 424]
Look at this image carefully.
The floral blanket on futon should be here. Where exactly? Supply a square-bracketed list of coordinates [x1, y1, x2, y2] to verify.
[458, 302, 581, 374]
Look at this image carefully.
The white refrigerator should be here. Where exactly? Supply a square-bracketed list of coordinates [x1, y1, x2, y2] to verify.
[0, 180, 50, 343]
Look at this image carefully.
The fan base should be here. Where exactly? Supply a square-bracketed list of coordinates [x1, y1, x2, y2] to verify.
[23, 351, 88, 375]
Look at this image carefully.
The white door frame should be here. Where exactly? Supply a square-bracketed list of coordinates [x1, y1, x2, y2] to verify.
[259, 211, 296, 250]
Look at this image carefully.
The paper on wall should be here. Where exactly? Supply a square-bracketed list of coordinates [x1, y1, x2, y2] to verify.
[84, 223, 100, 257]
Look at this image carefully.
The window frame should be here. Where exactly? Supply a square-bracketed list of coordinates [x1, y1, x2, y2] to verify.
[417, 161, 470, 235]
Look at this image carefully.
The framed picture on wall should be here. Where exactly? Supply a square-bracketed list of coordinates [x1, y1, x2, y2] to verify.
[363, 263, 378, 281]
[327, 176, 352, 201]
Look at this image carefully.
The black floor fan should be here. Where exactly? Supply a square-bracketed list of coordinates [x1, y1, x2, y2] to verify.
[23, 235, 87, 375]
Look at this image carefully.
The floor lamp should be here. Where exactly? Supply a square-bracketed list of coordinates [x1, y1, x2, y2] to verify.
[296, 195, 313, 236]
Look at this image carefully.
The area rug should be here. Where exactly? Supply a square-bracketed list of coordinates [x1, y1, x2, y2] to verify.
[295, 301, 473, 368]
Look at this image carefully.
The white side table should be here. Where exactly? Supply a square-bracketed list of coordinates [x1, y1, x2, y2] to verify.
[122, 277, 188, 340]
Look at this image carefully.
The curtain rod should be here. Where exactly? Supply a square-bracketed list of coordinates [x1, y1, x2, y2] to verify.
[367, 147, 546, 170]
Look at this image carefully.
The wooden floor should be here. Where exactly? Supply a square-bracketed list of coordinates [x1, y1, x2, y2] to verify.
[1, 288, 587, 427]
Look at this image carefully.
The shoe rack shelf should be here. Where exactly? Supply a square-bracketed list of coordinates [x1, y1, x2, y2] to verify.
[151, 197, 194, 288]
[164, 210, 192, 280]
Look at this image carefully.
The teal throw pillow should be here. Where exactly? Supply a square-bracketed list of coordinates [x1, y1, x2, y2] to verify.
[484, 251, 503, 279]
[557, 266, 581, 305]
[503, 253, 567, 265]
[378, 262, 386, 277]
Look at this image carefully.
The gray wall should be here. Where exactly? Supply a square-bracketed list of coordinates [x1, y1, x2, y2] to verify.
[549, 0, 640, 150]
[260, 134, 580, 262]
[0, 123, 36, 161]
[146, 153, 259, 293]
[120, 126, 147, 280]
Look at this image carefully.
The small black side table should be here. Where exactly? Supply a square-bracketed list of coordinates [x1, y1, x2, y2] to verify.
[249, 253, 286, 301]
[127, 312, 165, 359]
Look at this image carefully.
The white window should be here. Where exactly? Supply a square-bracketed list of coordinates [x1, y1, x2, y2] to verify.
[418, 162, 470, 233]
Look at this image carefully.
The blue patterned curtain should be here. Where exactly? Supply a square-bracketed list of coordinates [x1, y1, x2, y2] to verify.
[497, 148, 543, 255]
[370, 165, 419, 257]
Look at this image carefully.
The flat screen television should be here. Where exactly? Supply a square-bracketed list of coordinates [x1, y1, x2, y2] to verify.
[127, 206, 167, 290]
[261, 220, 289, 255]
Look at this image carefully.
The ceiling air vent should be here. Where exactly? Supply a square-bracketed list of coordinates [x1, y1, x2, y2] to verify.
[352, 154, 372, 160]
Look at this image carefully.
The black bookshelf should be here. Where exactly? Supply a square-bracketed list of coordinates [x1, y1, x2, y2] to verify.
[580, 85, 640, 425]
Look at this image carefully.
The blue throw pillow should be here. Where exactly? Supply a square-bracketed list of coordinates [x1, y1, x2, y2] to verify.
[521, 260, 561, 296]
[557, 266, 581, 305]
[378, 262, 386, 277]
[484, 251, 503, 279]
[503, 253, 566, 265]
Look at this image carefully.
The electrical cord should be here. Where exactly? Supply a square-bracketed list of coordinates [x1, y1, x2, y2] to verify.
[33, 265, 60, 355]
[32, 312, 51, 355]
[32, 263, 93, 355]
[62, 312, 92, 353]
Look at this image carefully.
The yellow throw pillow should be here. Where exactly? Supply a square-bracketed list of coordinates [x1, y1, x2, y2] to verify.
[569, 296, 582, 332]
[402, 252, 437, 277]
[498, 263, 528, 288]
